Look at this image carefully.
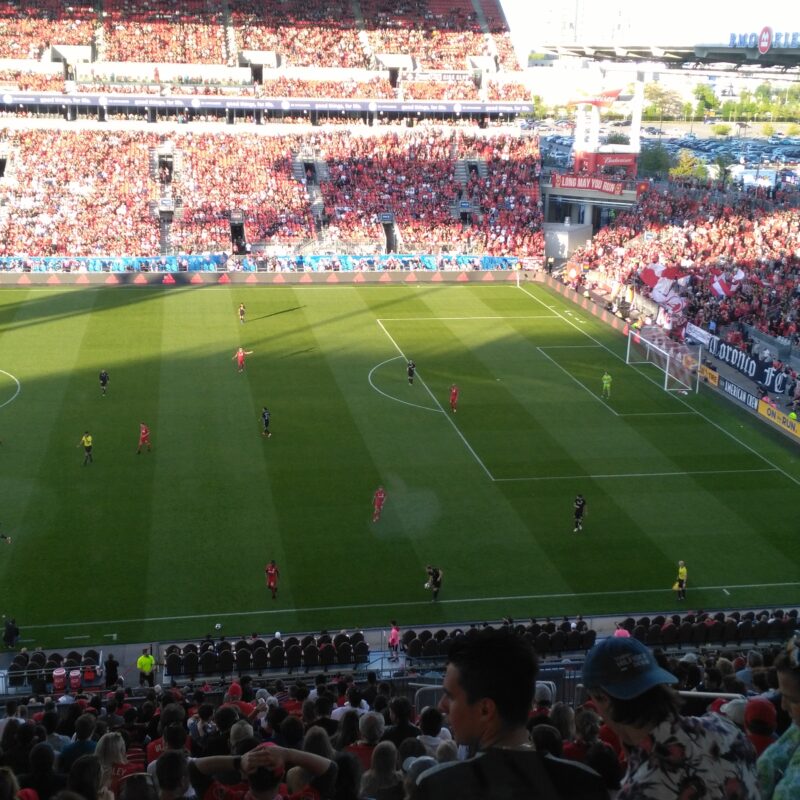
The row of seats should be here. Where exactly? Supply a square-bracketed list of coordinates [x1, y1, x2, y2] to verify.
[163, 640, 369, 678]
[401, 627, 598, 663]
[10, 648, 101, 671]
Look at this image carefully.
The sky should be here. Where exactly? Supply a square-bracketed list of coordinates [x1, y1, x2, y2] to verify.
[500, 0, 800, 49]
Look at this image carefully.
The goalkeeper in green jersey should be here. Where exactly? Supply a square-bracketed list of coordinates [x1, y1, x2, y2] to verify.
[601, 370, 612, 399]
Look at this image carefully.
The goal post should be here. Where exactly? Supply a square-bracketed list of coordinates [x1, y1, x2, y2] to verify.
[625, 326, 701, 394]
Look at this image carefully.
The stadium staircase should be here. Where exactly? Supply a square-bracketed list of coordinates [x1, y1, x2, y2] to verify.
[350, 0, 376, 68]
[292, 151, 327, 224]
[221, 0, 238, 66]
[451, 156, 487, 218]
[93, 19, 107, 61]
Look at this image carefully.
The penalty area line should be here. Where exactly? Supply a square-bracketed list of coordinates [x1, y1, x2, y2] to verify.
[23, 580, 800, 630]
[517, 284, 800, 488]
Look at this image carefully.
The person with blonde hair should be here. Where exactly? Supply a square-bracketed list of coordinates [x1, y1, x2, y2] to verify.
[95, 732, 139, 797]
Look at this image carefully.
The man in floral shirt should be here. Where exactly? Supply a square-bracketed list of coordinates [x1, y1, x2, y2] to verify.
[582, 637, 759, 799]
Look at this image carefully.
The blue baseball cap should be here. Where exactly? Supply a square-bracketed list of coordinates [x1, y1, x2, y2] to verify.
[582, 637, 678, 700]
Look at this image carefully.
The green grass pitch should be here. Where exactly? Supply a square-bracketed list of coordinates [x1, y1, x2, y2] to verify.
[0, 283, 798, 649]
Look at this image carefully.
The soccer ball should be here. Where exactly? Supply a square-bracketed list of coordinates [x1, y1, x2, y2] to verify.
[214, 623, 222, 630]
[424, 582, 431, 590]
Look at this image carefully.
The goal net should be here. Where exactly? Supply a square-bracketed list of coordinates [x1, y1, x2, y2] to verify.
[625, 326, 701, 393]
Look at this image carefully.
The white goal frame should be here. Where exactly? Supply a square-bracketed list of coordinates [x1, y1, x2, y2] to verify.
[625, 326, 701, 394]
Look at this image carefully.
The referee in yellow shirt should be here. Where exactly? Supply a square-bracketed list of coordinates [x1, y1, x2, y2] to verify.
[137, 647, 156, 687]
[78, 431, 93, 465]
[675, 560, 688, 601]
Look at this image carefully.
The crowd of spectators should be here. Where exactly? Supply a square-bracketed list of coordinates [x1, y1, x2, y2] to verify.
[230, 0, 367, 69]
[0, 70, 64, 93]
[399, 80, 479, 101]
[360, 0, 491, 70]
[0, 0, 522, 78]
[0, 0, 95, 59]
[259, 76, 395, 100]
[316, 129, 542, 256]
[0, 126, 543, 259]
[101, 0, 227, 64]
[568, 182, 800, 342]
[486, 81, 530, 101]
[2, 622, 799, 799]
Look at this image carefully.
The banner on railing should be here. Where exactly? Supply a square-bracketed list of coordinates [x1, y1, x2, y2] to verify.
[758, 401, 800, 440]
[550, 174, 623, 195]
[0, 253, 525, 274]
[719, 377, 759, 410]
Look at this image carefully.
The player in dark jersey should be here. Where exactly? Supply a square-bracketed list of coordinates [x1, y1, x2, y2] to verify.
[99, 369, 109, 396]
[238, 303, 246, 324]
[426, 565, 443, 601]
[574, 494, 586, 532]
[261, 407, 272, 438]
[407, 360, 416, 384]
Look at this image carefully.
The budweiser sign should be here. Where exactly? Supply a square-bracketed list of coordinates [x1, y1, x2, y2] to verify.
[551, 174, 623, 194]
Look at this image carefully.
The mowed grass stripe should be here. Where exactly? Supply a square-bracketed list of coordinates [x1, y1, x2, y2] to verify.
[137, 289, 277, 625]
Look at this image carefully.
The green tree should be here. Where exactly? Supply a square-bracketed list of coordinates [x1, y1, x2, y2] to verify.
[712, 153, 734, 189]
[693, 84, 719, 111]
[762, 122, 775, 137]
[644, 83, 683, 120]
[787, 123, 800, 136]
[604, 132, 630, 144]
[638, 144, 671, 177]
[712, 123, 731, 137]
[670, 149, 708, 180]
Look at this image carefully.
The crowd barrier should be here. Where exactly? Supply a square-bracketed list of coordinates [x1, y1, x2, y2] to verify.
[0, 253, 529, 274]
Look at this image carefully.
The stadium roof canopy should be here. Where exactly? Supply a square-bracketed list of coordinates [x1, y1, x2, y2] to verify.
[536, 28, 800, 72]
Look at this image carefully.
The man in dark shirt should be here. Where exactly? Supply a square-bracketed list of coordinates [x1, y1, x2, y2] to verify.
[416, 629, 608, 800]
[99, 369, 109, 396]
[381, 696, 421, 747]
[261, 407, 272, 438]
[574, 494, 587, 533]
[407, 360, 416, 384]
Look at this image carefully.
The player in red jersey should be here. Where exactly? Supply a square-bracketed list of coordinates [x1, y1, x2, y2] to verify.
[449, 384, 459, 413]
[265, 560, 280, 600]
[137, 423, 151, 454]
[233, 347, 254, 372]
[373, 486, 386, 522]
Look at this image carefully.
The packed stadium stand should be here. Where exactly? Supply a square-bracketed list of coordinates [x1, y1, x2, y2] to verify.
[0, 126, 541, 259]
[567, 185, 800, 343]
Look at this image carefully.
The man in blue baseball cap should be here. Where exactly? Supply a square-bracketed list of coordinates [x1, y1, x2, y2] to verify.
[581, 637, 759, 799]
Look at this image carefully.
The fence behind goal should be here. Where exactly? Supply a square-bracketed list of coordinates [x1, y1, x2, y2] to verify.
[626, 326, 701, 393]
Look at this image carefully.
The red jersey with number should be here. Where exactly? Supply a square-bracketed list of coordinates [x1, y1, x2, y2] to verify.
[266, 564, 279, 587]
[373, 489, 386, 508]
[139, 424, 150, 442]
[450, 386, 459, 402]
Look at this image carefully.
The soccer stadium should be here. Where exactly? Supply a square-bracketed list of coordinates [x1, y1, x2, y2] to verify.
[0, 0, 799, 797]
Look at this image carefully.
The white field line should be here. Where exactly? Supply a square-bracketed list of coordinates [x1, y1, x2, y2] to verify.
[537, 347, 618, 417]
[378, 315, 557, 321]
[517, 284, 800, 487]
[376, 319, 494, 480]
[23, 579, 800, 630]
[493, 467, 779, 483]
[0, 370, 21, 409]
[619, 411, 698, 417]
[367, 356, 441, 413]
